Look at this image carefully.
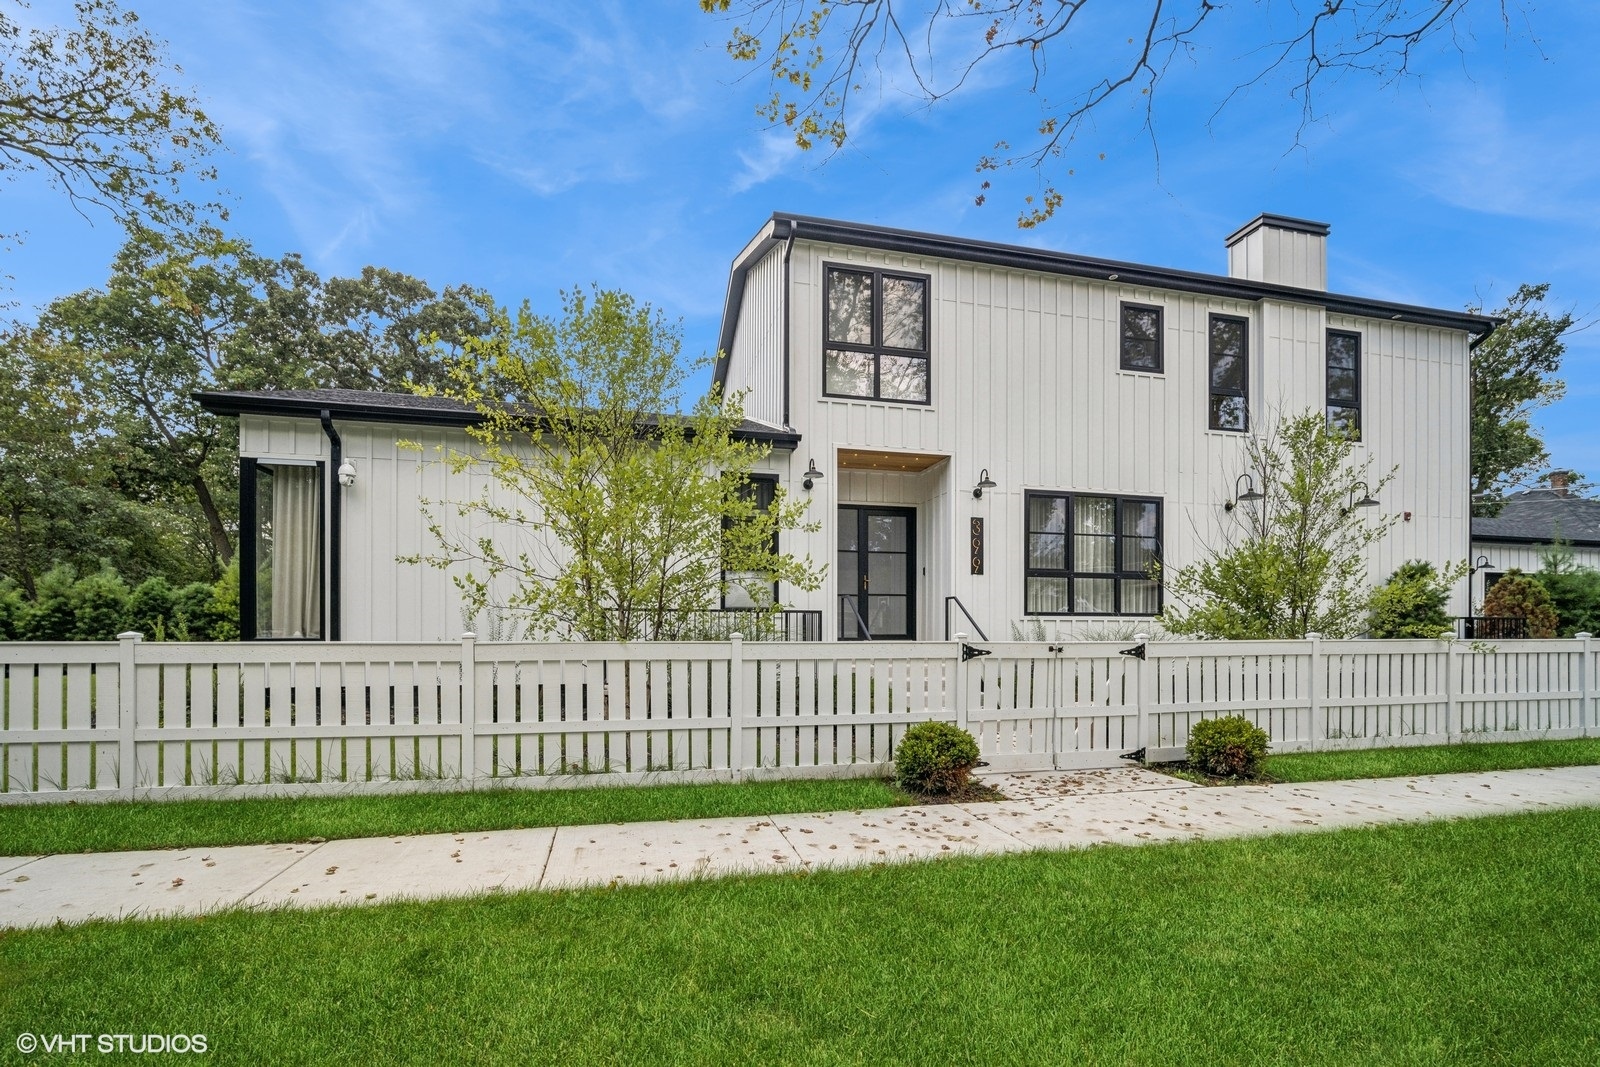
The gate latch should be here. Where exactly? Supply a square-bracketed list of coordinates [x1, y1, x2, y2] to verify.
[1119, 643, 1147, 661]
[961, 643, 993, 662]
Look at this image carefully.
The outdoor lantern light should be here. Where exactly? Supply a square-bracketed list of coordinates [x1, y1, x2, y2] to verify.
[1471, 554, 1492, 574]
[973, 469, 997, 499]
[802, 458, 823, 491]
[1343, 481, 1379, 515]
[337, 460, 357, 487]
[1224, 474, 1264, 512]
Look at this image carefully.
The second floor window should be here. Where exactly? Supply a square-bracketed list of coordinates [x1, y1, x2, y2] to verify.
[824, 266, 930, 404]
[1209, 314, 1249, 432]
[1120, 303, 1163, 372]
[1326, 330, 1361, 437]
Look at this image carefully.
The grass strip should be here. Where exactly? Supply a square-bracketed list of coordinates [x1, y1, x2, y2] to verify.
[1265, 736, 1600, 783]
[2, 809, 1597, 1065]
[0, 777, 909, 857]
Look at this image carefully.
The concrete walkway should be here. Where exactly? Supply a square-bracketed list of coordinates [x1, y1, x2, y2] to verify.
[3, 765, 1597, 929]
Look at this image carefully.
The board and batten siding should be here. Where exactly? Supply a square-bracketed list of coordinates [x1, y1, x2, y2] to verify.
[734, 238, 1473, 640]
[723, 244, 786, 428]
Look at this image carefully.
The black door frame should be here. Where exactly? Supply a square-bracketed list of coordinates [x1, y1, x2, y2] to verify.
[838, 505, 917, 640]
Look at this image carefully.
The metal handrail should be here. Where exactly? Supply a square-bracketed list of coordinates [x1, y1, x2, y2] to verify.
[944, 595, 988, 641]
[839, 595, 873, 640]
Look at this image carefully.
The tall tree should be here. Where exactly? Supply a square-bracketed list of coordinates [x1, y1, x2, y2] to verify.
[1161, 411, 1399, 639]
[0, 0, 222, 234]
[1469, 282, 1579, 511]
[409, 287, 823, 641]
[704, 0, 1522, 226]
[35, 224, 494, 568]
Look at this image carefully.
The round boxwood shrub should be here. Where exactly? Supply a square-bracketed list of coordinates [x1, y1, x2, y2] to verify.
[895, 721, 981, 795]
[1187, 714, 1269, 779]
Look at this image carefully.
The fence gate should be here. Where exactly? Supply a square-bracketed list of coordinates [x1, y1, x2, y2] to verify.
[962, 643, 1143, 771]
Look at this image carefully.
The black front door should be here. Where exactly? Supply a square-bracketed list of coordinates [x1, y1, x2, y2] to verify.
[838, 506, 916, 639]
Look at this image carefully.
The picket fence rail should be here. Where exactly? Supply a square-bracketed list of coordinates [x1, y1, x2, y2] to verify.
[0, 631, 1595, 804]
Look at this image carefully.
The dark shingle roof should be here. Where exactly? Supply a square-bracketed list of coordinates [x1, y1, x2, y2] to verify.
[194, 389, 801, 449]
[1472, 489, 1600, 546]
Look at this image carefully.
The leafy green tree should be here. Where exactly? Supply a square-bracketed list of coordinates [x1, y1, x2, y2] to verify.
[1367, 560, 1465, 639]
[0, 0, 222, 235]
[1536, 545, 1600, 638]
[705, 0, 1514, 226]
[36, 224, 494, 568]
[1470, 283, 1580, 511]
[1160, 410, 1397, 639]
[1480, 571, 1558, 639]
[411, 287, 824, 640]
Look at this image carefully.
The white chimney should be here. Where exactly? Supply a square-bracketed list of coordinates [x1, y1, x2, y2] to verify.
[1225, 214, 1329, 291]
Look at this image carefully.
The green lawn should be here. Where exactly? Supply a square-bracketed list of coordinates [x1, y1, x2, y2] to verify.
[0, 777, 909, 858]
[1265, 736, 1600, 783]
[2, 809, 1597, 1065]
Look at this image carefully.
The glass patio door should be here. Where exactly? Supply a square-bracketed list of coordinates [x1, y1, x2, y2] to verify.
[837, 506, 916, 640]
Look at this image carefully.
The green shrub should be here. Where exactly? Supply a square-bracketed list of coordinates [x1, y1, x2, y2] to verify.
[1367, 560, 1457, 638]
[126, 576, 177, 640]
[894, 721, 981, 795]
[0, 582, 24, 640]
[1537, 548, 1600, 637]
[1481, 570, 1559, 638]
[19, 565, 79, 640]
[1187, 715, 1270, 779]
[69, 566, 130, 641]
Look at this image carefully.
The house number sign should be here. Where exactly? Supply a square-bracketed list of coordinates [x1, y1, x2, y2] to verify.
[970, 517, 984, 575]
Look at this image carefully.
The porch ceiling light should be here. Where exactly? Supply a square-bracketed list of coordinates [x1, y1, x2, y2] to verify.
[1343, 481, 1379, 515]
[973, 469, 997, 499]
[1224, 474, 1263, 512]
[802, 458, 824, 491]
[337, 459, 357, 487]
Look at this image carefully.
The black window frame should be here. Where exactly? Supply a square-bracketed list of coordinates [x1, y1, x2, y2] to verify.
[821, 264, 932, 405]
[1022, 491, 1164, 617]
[1208, 313, 1250, 433]
[1119, 302, 1164, 373]
[239, 457, 328, 642]
[721, 472, 780, 610]
[1325, 328, 1362, 439]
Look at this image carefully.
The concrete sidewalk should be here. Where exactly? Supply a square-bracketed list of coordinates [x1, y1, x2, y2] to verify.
[3, 765, 1597, 930]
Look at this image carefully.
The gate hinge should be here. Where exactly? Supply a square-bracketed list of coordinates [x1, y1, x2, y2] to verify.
[1119, 643, 1147, 660]
[961, 643, 993, 662]
[1119, 747, 1147, 763]
[1047, 644, 1064, 653]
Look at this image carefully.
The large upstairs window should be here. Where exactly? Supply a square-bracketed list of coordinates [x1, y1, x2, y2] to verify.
[823, 265, 930, 404]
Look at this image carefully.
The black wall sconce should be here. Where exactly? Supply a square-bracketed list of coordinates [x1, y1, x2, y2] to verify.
[802, 458, 823, 491]
[1224, 474, 1264, 512]
[972, 469, 997, 499]
[1342, 481, 1379, 515]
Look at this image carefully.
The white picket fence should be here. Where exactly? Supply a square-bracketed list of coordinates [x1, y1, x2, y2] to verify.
[1, 632, 1596, 803]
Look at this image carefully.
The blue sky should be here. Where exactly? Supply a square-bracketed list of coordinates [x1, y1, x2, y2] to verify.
[8, 1, 1598, 480]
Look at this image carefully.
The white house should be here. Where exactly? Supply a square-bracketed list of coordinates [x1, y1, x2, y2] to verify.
[1470, 474, 1600, 608]
[198, 212, 1497, 642]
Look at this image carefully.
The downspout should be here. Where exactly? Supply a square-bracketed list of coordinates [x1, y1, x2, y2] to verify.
[1464, 320, 1500, 622]
[781, 224, 796, 429]
[319, 410, 342, 641]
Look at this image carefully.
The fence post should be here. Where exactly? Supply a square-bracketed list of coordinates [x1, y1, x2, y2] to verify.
[116, 631, 141, 797]
[1133, 633, 1152, 758]
[459, 633, 477, 784]
[728, 634, 746, 776]
[952, 634, 970, 735]
[1443, 630, 1458, 744]
[1578, 632, 1594, 736]
[1305, 633, 1322, 753]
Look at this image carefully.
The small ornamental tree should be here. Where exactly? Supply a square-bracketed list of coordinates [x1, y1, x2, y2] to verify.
[1161, 410, 1398, 639]
[1480, 571, 1559, 639]
[410, 287, 824, 640]
[1537, 545, 1600, 638]
[1367, 560, 1467, 639]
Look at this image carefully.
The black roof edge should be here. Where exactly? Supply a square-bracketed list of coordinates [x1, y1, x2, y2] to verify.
[1471, 533, 1600, 549]
[1225, 213, 1331, 244]
[713, 213, 1499, 389]
[193, 390, 803, 450]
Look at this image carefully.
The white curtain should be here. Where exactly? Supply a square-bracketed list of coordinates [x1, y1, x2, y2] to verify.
[268, 464, 323, 638]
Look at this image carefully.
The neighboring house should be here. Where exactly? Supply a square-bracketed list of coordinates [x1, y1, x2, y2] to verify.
[1470, 474, 1600, 608]
[199, 212, 1496, 642]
